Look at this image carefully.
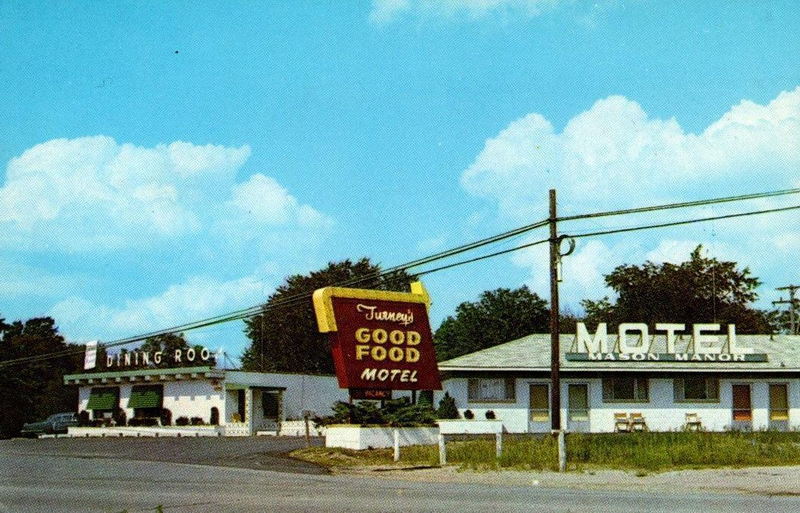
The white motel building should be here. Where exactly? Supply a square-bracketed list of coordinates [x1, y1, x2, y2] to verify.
[64, 324, 800, 436]
[437, 324, 800, 433]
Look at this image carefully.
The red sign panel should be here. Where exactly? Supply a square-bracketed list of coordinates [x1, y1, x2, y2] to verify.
[314, 288, 442, 391]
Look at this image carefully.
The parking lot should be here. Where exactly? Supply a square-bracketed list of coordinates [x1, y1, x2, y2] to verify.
[1, 435, 327, 475]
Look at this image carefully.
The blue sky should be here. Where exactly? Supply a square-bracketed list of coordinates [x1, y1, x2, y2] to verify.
[1, 1, 799, 362]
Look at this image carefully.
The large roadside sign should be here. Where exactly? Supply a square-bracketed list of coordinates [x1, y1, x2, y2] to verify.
[312, 281, 442, 391]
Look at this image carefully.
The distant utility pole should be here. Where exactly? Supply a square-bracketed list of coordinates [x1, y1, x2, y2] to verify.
[774, 285, 800, 335]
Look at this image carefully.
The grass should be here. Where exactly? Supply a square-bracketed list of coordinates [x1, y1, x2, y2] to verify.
[292, 431, 800, 473]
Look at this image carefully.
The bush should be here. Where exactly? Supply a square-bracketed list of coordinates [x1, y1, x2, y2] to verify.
[175, 416, 190, 426]
[190, 417, 204, 425]
[77, 410, 90, 427]
[485, 410, 496, 420]
[315, 397, 437, 427]
[464, 409, 474, 420]
[436, 392, 460, 419]
[112, 407, 126, 426]
[160, 409, 172, 426]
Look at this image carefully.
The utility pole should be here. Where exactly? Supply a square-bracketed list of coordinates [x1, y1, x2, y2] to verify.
[548, 189, 565, 472]
[774, 285, 800, 335]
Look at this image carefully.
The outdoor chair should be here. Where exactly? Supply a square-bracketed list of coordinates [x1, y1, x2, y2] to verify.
[629, 412, 647, 431]
[614, 412, 630, 432]
[685, 412, 702, 431]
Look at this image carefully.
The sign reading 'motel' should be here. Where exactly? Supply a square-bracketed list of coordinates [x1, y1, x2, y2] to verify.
[312, 281, 442, 391]
[566, 322, 768, 362]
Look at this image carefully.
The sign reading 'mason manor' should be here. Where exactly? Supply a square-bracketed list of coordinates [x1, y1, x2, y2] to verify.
[566, 322, 768, 362]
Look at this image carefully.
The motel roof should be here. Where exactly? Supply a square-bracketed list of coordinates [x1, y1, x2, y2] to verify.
[437, 334, 800, 373]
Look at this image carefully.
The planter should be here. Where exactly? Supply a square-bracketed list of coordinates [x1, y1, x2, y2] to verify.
[325, 425, 439, 450]
[436, 419, 504, 435]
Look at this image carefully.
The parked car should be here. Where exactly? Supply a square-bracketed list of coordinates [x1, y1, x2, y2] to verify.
[20, 412, 78, 437]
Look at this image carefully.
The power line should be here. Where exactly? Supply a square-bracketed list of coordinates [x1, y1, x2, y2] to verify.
[566, 203, 800, 240]
[558, 187, 800, 222]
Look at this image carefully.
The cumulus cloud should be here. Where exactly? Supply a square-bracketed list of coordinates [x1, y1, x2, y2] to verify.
[0, 136, 333, 252]
[50, 275, 267, 342]
[369, 0, 562, 24]
[461, 87, 800, 305]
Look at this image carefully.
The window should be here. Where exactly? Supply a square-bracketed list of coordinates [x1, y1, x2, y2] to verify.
[602, 376, 648, 402]
[468, 378, 516, 402]
[674, 376, 719, 402]
[529, 384, 549, 422]
[770, 384, 789, 422]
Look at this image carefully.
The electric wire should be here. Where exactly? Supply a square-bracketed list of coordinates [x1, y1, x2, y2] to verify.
[558, 187, 800, 222]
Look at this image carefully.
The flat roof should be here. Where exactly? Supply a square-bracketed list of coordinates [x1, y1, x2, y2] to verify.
[64, 366, 224, 385]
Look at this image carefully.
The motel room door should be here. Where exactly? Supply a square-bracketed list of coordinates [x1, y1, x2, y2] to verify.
[567, 384, 590, 432]
[731, 384, 752, 430]
[528, 383, 550, 433]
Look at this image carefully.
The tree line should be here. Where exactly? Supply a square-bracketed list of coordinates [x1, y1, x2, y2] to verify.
[242, 246, 786, 371]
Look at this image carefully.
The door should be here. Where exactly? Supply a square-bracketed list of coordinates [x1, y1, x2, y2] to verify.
[731, 384, 752, 430]
[567, 384, 590, 432]
[528, 384, 549, 433]
[769, 384, 789, 431]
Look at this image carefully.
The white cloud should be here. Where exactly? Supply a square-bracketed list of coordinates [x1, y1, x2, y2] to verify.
[0, 136, 333, 253]
[461, 87, 800, 307]
[227, 174, 331, 228]
[369, 0, 563, 23]
[50, 275, 267, 342]
[0, 137, 248, 250]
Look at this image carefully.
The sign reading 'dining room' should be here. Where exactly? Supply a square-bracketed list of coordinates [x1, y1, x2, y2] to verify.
[313, 281, 442, 391]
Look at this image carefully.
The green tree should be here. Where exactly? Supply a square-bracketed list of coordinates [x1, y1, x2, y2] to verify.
[434, 286, 550, 361]
[0, 316, 79, 437]
[581, 245, 772, 333]
[241, 258, 415, 373]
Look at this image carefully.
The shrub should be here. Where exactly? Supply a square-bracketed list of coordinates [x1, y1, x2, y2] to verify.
[464, 409, 474, 420]
[175, 416, 190, 426]
[160, 408, 172, 426]
[315, 397, 437, 427]
[190, 417, 204, 425]
[485, 410, 496, 420]
[436, 392, 460, 419]
[77, 410, 90, 427]
[112, 407, 127, 426]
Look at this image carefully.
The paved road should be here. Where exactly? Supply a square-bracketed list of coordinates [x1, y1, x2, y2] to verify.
[3, 438, 800, 513]
[1, 436, 326, 474]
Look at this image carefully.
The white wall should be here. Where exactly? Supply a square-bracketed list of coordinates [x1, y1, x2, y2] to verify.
[78, 380, 225, 424]
[224, 372, 349, 420]
[162, 380, 224, 423]
[442, 376, 800, 433]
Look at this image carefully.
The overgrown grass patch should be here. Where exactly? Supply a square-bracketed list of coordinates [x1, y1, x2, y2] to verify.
[292, 432, 800, 473]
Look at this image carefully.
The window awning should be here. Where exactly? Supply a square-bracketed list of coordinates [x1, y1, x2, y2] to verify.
[128, 385, 163, 409]
[86, 387, 119, 410]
